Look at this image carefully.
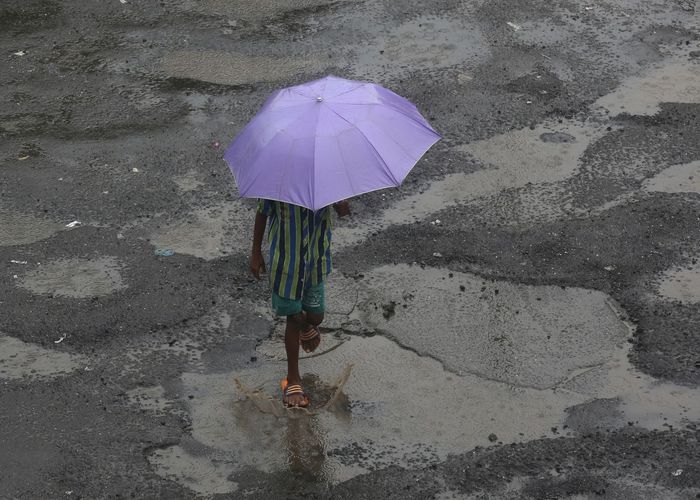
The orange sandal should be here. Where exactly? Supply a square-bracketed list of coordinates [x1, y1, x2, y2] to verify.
[281, 378, 310, 408]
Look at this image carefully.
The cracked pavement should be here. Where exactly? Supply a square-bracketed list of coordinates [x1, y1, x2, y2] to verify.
[1, 0, 700, 498]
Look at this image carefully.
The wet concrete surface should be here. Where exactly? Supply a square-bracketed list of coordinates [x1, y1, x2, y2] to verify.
[1, 0, 700, 498]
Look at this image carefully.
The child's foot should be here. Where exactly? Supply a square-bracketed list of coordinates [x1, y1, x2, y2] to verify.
[281, 378, 310, 408]
[300, 326, 321, 353]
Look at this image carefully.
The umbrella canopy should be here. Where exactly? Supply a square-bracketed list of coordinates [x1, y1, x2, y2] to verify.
[224, 75, 440, 211]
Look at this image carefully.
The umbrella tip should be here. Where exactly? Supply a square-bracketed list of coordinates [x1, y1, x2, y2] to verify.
[316, 96, 323, 103]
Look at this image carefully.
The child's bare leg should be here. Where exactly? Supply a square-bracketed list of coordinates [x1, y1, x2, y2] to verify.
[284, 312, 308, 406]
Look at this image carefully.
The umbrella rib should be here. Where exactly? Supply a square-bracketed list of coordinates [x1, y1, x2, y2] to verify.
[324, 104, 400, 185]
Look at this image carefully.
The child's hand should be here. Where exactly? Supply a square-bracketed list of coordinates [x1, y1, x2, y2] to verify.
[250, 251, 266, 280]
[333, 200, 350, 218]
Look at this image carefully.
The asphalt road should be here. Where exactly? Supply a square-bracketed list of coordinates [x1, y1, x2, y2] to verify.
[1, 0, 700, 498]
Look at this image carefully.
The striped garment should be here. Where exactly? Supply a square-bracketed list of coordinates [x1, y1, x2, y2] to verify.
[258, 199, 333, 300]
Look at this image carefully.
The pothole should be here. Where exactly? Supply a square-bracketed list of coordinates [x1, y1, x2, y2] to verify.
[17, 256, 127, 298]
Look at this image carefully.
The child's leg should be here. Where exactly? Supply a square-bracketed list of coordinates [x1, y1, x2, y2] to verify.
[300, 282, 325, 353]
[284, 312, 310, 406]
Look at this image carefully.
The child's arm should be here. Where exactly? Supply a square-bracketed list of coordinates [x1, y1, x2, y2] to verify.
[333, 199, 350, 218]
[250, 211, 267, 279]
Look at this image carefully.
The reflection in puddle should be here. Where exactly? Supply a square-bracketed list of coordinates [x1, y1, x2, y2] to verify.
[0, 335, 83, 380]
[17, 256, 127, 298]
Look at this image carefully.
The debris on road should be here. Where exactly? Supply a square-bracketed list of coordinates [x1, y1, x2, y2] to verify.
[155, 248, 175, 257]
[131, 167, 140, 173]
[604, 265, 616, 271]
[433, 252, 443, 258]
[54, 335, 67, 344]
[17, 155, 30, 161]
[506, 22, 522, 31]
[488, 433, 498, 442]
[10, 260, 27, 265]
[672, 469, 683, 476]
[12, 50, 26, 56]
[65, 221, 82, 228]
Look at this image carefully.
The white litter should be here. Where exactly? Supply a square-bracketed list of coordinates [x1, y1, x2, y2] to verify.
[10, 260, 27, 265]
[433, 252, 443, 258]
[65, 221, 82, 228]
[119, 0, 127, 3]
[672, 469, 683, 476]
[13, 51, 26, 56]
[604, 265, 616, 271]
[131, 167, 140, 173]
[430, 219, 442, 225]
[54, 335, 67, 344]
[506, 22, 522, 31]
[585, 6, 593, 10]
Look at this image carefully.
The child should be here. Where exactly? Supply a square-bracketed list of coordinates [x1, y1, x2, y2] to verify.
[250, 199, 350, 407]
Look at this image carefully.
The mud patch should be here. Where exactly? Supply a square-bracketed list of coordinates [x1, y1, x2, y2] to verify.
[0, 335, 83, 380]
[161, 51, 325, 86]
[17, 256, 127, 298]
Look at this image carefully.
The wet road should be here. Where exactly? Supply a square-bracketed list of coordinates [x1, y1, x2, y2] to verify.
[1, 0, 700, 498]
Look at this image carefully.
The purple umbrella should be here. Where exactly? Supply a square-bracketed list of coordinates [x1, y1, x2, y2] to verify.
[224, 75, 440, 211]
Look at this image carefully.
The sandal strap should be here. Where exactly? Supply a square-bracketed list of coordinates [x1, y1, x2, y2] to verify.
[300, 327, 319, 341]
[285, 384, 305, 395]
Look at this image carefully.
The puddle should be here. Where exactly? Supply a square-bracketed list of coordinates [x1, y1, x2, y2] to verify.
[0, 335, 83, 380]
[353, 16, 490, 80]
[643, 159, 700, 194]
[147, 200, 254, 260]
[140, 263, 700, 496]
[17, 256, 127, 298]
[147, 335, 586, 492]
[594, 57, 700, 116]
[333, 120, 605, 247]
[0, 210, 64, 247]
[358, 264, 630, 390]
[161, 51, 326, 86]
[656, 261, 700, 303]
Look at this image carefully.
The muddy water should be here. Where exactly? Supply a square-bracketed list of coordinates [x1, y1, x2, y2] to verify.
[17, 256, 127, 298]
[0, 335, 83, 380]
[146, 200, 254, 260]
